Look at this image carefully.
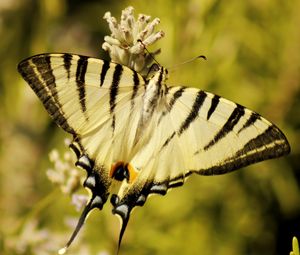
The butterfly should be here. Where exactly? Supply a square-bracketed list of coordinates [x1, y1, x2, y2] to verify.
[18, 53, 290, 253]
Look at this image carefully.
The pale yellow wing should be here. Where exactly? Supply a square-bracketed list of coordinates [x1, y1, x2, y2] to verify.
[114, 85, 290, 212]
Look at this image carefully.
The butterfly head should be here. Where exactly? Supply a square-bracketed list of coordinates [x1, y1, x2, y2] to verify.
[147, 63, 169, 82]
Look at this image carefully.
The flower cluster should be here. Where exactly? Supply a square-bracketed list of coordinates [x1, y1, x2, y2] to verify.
[102, 6, 164, 76]
[46, 139, 89, 211]
[46, 145, 81, 195]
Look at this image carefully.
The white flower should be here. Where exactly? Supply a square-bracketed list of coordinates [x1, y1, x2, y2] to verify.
[46, 140, 83, 195]
[102, 6, 164, 76]
[71, 194, 89, 211]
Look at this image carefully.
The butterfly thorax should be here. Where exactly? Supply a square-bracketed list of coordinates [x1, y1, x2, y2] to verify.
[140, 67, 167, 126]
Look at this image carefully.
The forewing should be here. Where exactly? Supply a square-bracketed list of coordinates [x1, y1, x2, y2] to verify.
[18, 53, 144, 135]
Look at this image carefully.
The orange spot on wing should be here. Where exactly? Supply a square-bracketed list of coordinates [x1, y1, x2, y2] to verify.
[127, 163, 139, 183]
[109, 161, 139, 183]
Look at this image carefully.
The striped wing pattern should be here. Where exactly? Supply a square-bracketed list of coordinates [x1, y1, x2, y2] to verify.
[18, 53, 290, 251]
[165, 87, 289, 176]
[121, 85, 290, 209]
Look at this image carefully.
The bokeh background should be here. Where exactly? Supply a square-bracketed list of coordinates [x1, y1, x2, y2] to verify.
[0, 0, 300, 254]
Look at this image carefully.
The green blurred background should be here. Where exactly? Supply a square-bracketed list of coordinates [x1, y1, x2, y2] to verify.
[0, 0, 299, 254]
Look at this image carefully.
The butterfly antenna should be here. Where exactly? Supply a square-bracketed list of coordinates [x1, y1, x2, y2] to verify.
[137, 39, 161, 66]
[167, 55, 207, 71]
[58, 200, 93, 254]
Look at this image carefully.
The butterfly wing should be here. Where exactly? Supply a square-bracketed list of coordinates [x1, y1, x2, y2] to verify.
[18, 53, 146, 250]
[167, 86, 290, 174]
[112, 85, 290, 225]
[18, 54, 143, 130]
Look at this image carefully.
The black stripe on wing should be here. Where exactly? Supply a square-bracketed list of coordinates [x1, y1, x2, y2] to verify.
[237, 112, 261, 133]
[100, 60, 110, 87]
[161, 131, 176, 150]
[178, 90, 207, 135]
[131, 70, 140, 109]
[76, 56, 88, 116]
[110, 64, 123, 131]
[169, 87, 186, 111]
[157, 86, 186, 126]
[63, 53, 72, 79]
[17, 54, 76, 135]
[207, 94, 220, 120]
[32, 55, 56, 96]
[204, 104, 245, 150]
[234, 125, 290, 159]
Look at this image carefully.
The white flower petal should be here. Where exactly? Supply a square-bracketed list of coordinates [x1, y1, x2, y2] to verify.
[103, 35, 121, 46]
[143, 31, 165, 46]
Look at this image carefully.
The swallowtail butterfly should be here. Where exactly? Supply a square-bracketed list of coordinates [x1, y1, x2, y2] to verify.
[18, 53, 290, 253]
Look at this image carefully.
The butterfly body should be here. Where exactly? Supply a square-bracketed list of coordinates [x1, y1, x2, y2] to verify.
[18, 53, 290, 251]
[141, 67, 167, 120]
